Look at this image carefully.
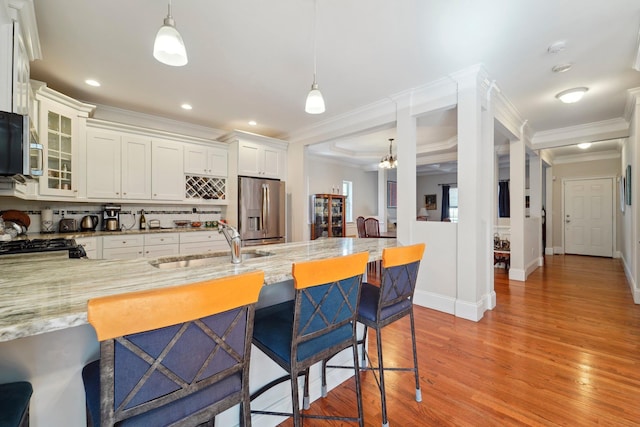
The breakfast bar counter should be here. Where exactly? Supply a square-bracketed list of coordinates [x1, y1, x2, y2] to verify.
[0, 237, 396, 427]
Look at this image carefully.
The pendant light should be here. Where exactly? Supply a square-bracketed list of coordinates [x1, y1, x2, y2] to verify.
[153, 0, 188, 67]
[305, 0, 325, 114]
[379, 138, 397, 169]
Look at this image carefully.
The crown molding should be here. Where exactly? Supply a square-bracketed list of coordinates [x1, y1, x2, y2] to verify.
[531, 118, 629, 148]
[34, 82, 95, 115]
[624, 87, 640, 122]
[8, 0, 42, 60]
[550, 150, 621, 165]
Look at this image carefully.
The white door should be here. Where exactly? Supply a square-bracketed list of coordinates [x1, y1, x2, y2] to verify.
[564, 178, 613, 257]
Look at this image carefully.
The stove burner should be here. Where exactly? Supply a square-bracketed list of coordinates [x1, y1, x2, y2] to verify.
[0, 238, 85, 258]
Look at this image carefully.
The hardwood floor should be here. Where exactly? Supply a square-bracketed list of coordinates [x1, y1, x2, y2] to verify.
[277, 255, 640, 426]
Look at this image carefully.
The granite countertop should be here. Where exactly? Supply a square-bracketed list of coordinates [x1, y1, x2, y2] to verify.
[0, 237, 396, 342]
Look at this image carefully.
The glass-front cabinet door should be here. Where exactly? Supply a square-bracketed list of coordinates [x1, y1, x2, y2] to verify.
[46, 111, 73, 192]
[38, 98, 78, 197]
[311, 194, 346, 239]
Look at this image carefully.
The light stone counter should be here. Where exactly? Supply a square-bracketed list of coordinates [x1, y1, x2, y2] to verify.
[0, 237, 395, 427]
[0, 237, 396, 342]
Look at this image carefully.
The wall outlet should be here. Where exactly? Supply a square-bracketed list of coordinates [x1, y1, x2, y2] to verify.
[60, 209, 66, 217]
[192, 207, 197, 213]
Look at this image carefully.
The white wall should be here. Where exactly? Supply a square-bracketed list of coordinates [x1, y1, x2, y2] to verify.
[306, 155, 378, 221]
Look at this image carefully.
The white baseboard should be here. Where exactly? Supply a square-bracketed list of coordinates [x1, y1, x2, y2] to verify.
[553, 246, 564, 254]
[414, 290, 455, 315]
[454, 298, 486, 322]
[545, 247, 554, 255]
[621, 254, 640, 304]
[509, 268, 526, 281]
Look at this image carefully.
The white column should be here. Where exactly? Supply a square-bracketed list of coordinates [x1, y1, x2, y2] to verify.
[452, 68, 493, 321]
[287, 141, 307, 242]
[509, 134, 526, 281]
[395, 101, 417, 244]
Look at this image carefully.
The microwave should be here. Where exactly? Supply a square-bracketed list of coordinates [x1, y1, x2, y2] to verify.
[0, 110, 43, 177]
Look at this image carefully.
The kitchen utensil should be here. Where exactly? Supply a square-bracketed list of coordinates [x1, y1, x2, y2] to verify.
[191, 221, 202, 228]
[41, 208, 54, 233]
[1, 210, 30, 228]
[104, 218, 120, 231]
[173, 220, 191, 228]
[59, 218, 78, 233]
[80, 215, 99, 231]
[4, 220, 23, 236]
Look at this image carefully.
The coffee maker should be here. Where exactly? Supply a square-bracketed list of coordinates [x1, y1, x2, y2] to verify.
[102, 205, 121, 231]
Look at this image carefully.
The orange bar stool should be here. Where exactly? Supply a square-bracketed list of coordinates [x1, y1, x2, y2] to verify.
[82, 271, 264, 426]
[324, 243, 426, 427]
[250, 252, 369, 427]
[0, 381, 32, 427]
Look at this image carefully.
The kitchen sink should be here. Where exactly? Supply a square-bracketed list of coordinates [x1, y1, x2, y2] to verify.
[150, 250, 274, 269]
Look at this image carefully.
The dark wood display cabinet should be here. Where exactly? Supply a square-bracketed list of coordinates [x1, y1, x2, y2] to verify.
[311, 194, 346, 240]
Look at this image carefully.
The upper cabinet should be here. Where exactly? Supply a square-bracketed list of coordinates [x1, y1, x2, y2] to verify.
[36, 84, 94, 198]
[151, 139, 184, 200]
[223, 130, 287, 180]
[86, 129, 152, 200]
[0, 2, 41, 115]
[184, 144, 227, 177]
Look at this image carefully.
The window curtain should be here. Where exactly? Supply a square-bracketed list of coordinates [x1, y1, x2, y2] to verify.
[498, 181, 510, 217]
[441, 185, 450, 220]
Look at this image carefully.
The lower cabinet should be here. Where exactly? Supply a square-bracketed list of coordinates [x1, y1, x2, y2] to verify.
[179, 231, 227, 255]
[102, 234, 145, 259]
[99, 231, 226, 259]
[74, 237, 100, 259]
[143, 233, 179, 257]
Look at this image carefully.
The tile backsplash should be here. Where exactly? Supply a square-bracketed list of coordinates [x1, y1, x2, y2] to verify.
[0, 197, 224, 233]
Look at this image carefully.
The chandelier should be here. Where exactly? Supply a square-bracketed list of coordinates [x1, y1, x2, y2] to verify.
[379, 138, 397, 169]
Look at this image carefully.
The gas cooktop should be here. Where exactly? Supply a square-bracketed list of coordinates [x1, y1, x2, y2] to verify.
[0, 238, 86, 258]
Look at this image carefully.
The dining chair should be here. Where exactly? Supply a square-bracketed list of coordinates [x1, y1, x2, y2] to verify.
[0, 381, 32, 427]
[356, 216, 367, 238]
[250, 252, 369, 427]
[364, 217, 380, 238]
[324, 243, 425, 427]
[82, 271, 264, 427]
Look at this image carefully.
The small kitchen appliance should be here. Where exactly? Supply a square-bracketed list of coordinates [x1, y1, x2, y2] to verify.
[41, 208, 54, 233]
[59, 218, 78, 233]
[0, 110, 43, 177]
[102, 205, 121, 231]
[80, 215, 99, 231]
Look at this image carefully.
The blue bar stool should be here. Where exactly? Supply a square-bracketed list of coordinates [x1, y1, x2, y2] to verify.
[0, 381, 32, 427]
[81, 271, 264, 426]
[250, 252, 369, 427]
[324, 243, 426, 427]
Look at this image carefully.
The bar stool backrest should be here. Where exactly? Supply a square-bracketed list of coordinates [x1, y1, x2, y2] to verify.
[291, 252, 369, 363]
[86, 271, 264, 426]
[379, 243, 425, 310]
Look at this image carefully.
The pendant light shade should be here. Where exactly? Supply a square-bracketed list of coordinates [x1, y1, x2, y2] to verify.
[305, 0, 325, 114]
[305, 80, 325, 114]
[379, 138, 397, 169]
[153, 1, 188, 67]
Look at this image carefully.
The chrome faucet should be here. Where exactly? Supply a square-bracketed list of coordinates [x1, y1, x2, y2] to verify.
[218, 223, 242, 264]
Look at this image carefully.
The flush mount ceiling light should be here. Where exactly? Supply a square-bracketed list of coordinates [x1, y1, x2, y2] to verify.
[379, 138, 397, 169]
[552, 63, 573, 73]
[181, 103, 192, 110]
[555, 87, 588, 104]
[153, 0, 188, 67]
[577, 142, 592, 149]
[305, 0, 325, 114]
[85, 79, 101, 87]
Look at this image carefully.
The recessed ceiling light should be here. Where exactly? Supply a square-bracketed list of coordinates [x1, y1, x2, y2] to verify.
[181, 103, 192, 110]
[555, 87, 588, 103]
[248, 120, 257, 126]
[552, 63, 573, 73]
[547, 41, 566, 54]
[577, 142, 592, 149]
[85, 79, 101, 87]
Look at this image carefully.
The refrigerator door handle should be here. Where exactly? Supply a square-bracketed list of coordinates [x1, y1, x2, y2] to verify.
[261, 184, 269, 234]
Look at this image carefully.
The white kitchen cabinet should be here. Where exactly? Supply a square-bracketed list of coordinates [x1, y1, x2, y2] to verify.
[75, 236, 100, 259]
[102, 234, 145, 259]
[152, 139, 184, 200]
[184, 144, 227, 177]
[86, 131, 121, 198]
[179, 231, 228, 255]
[237, 141, 285, 179]
[143, 233, 179, 257]
[36, 85, 94, 198]
[86, 129, 152, 200]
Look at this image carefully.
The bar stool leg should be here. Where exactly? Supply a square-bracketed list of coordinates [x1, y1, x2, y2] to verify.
[303, 368, 311, 410]
[361, 325, 368, 366]
[291, 373, 302, 427]
[352, 337, 365, 427]
[410, 309, 422, 402]
[321, 360, 328, 398]
[376, 327, 389, 427]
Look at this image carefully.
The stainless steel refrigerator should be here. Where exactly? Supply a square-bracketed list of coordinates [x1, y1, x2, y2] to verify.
[238, 176, 285, 246]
